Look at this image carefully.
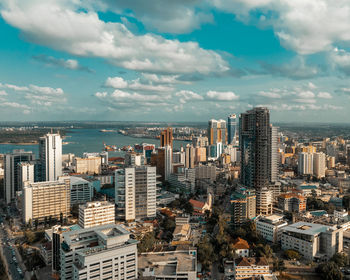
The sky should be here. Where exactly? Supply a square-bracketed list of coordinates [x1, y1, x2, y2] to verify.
[0, 0, 350, 123]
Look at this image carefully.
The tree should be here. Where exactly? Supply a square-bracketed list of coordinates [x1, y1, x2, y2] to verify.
[255, 244, 273, 259]
[138, 232, 156, 253]
[331, 252, 349, 267]
[25, 231, 36, 244]
[316, 261, 343, 280]
[34, 219, 38, 230]
[284, 249, 301, 260]
[197, 235, 215, 271]
[273, 259, 286, 273]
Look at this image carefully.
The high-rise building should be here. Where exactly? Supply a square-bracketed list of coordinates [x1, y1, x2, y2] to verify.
[165, 145, 172, 181]
[256, 187, 273, 216]
[22, 179, 70, 223]
[269, 125, 278, 182]
[115, 166, 157, 221]
[160, 127, 173, 149]
[185, 144, 195, 168]
[194, 147, 207, 164]
[73, 156, 102, 174]
[125, 152, 145, 167]
[239, 107, 271, 190]
[60, 224, 138, 280]
[346, 145, 350, 166]
[192, 136, 208, 148]
[298, 152, 314, 175]
[313, 152, 326, 178]
[78, 201, 115, 228]
[18, 162, 35, 193]
[231, 187, 256, 227]
[68, 176, 93, 205]
[39, 133, 62, 181]
[208, 119, 227, 145]
[4, 149, 35, 203]
[228, 114, 238, 145]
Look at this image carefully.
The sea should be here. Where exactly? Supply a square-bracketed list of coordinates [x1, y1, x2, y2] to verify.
[0, 128, 189, 157]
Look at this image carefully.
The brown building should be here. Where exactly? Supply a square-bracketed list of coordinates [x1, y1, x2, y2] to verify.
[161, 127, 173, 149]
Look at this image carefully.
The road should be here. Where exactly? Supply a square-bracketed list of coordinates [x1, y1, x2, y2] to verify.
[0, 227, 23, 280]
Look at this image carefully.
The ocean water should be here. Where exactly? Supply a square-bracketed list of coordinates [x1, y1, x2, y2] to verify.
[0, 128, 188, 157]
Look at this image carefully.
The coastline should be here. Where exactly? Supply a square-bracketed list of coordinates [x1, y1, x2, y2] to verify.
[0, 142, 38, 145]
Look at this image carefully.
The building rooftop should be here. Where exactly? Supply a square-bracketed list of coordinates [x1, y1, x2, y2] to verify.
[138, 250, 196, 276]
[233, 237, 250, 250]
[80, 200, 114, 210]
[283, 222, 330, 235]
[235, 257, 268, 267]
[70, 176, 90, 184]
[299, 185, 318, 190]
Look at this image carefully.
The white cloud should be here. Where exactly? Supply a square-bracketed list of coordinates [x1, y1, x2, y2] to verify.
[297, 90, 315, 99]
[33, 54, 93, 72]
[175, 90, 203, 103]
[105, 76, 174, 92]
[317, 92, 332, 99]
[29, 84, 64, 96]
[206, 90, 239, 101]
[257, 91, 281, 98]
[1, 0, 228, 75]
[0, 90, 8, 96]
[3, 84, 29, 91]
[141, 73, 188, 84]
[0, 102, 30, 110]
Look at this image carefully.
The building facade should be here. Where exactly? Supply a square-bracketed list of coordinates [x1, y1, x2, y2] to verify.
[39, 133, 62, 181]
[227, 114, 237, 145]
[208, 119, 227, 145]
[78, 201, 115, 228]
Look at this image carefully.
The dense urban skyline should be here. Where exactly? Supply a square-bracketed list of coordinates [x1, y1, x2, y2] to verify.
[1, 1, 350, 122]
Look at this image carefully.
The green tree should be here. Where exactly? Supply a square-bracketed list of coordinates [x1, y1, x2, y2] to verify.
[284, 249, 301, 260]
[255, 244, 273, 259]
[25, 230, 36, 244]
[197, 235, 215, 271]
[273, 258, 286, 272]
[316, 261, 343, 280]
[138, 232, 156, 253]
[331, 252, 349, 267]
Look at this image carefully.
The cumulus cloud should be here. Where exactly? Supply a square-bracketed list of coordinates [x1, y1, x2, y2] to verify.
[317, 92, 332, 99]
[0, 101, 30, 110]
[175, 90, 203, 103]
[0, 90, 8, 96]
[1, 0, 228, 75]
[257, 91, 281, 99]
[33, 54, 94, 73]
[329, 48, 350, 76]
[105, 76, 174, 92]
[206, 90, 239, 101]
[141, 73, 189, 85]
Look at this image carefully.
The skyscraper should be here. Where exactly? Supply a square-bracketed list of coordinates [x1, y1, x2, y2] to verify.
[115, 166, 157, 221]
[208, 119, 227, 145]
[269, 125, 278, 183]
[39, 133, 62, 181]
[185, 144, 195, 168]
[161, 127, 173, 149]
[164, 145, 173, 181]
[298, 152, 313, 175]
[239, 107, 272, 215]
[313, 152, 326, 179]
[227, 114, 237, 145]
[4, 149, 35, 204]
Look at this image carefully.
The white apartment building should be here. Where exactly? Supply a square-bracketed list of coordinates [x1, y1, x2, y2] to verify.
[164, 145, 172, 181]
[281, 222, 343, 261]
[298, 152, 313, 176]
[22, 179, 70, 223]
[18, 162, 35, 191]
[115, 166, 157, 221]
[39, 133, 62, 181]
[256, 187, 273, 216]
[256, 214, 288, 243]
[78, 201, 115, 229]
[60, 224, 138, 280]
[313, 152, 326, 179]
[74, 156, 102, 175]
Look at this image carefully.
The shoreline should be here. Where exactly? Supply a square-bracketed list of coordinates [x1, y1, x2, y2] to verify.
[0, 142, 38, 145]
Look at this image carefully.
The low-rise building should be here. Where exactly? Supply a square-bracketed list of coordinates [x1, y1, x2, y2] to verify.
[232, 237, 250, 257]
[278, 193, 306, 213]
[234, 257, 270, 280]
[172, 224, 191, 242]
[138, 249, 197, 280]
[256, 214, 288, 243]
[78, 201, 115, 229]
[281, 222, 343, 261]
[69, 176, 93, 205]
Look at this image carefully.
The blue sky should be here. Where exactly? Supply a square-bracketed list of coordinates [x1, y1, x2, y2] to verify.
[0, 0, 350, 122]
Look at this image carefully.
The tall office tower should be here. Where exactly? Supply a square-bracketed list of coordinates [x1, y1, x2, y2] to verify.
[192, 136, 208, 148]
[78, 201, 115, 228]
[239, 107, 271, 189]
[313, 152, 326, 179]
[39, 133, 62, 181]
[115, 166, 156, 221]
[22, 179, 70, 223]
[161, 127, 173, 149]
[228, 114, 237, 145]
[18, 162, 35, 192]
[185, 144, 195, 168]
[269, 125, 278, 183]
[347, 145, 350, 166]
[165, 145, 172, 181]
[298, 152, 314, 175]
[68, 176, 93, 205]
[208, 119, 227, 145]
[172, 151, 185, 165]
[194, 147, 207, 164]
[60, 224, 137, 280]
[239, 107, 272, 215]
[4, 149, 35, 204]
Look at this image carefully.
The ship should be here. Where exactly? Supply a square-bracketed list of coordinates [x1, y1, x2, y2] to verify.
[100, 129, 116, 133]
[103, 142, 117, 151]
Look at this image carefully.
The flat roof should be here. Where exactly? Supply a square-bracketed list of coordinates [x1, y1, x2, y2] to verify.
[283, 222, 330, 235]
